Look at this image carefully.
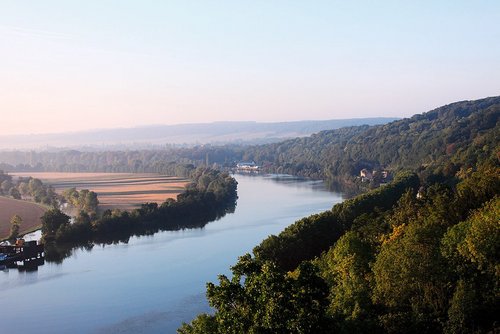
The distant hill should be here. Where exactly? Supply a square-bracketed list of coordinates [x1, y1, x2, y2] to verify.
[0, 97, 498, 178]
[241, 96, 500, 179]
[0, 118, 397, 150]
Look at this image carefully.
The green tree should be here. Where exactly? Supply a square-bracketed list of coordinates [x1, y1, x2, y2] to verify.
[319, 231, 377, 333]
[18, 182, 29, 197]
[62, 187, 79, 207]
[75, 210, 91, 225]
[441, 197, 500, 333]
[373, 219, 450, 333]
[458, 196, 500, 275]
[8, 215, 22, 240]
[444, 280, 480, 334]
[9, 187, 21, 200]
[28, 178, 43, 195]
[455, 165, 500, 219]
[83, 191, 99, 212]
[1, 179, 13, 195]
[205, 254, 331, 334]
[62, 188, 98, 212]
[177, 314, 218, 334]
[41, 209, 70, 239]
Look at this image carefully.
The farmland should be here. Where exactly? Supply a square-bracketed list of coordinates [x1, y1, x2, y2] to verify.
[0, 197, 47, 239]
[12, 172, 189, 211]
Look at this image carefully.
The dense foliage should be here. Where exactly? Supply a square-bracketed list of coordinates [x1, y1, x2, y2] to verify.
[8, 215, 22, 241]
[1, 97, 497, 197]
[179, 256, 333, 334]
[1, 96, 498, 333]
[41, 168, 238, 247]
[240, 96, 500, 182]
[253, 172, 419, 271]
[61, 188, 99, 213]
[0, 148, 242, 175]
[179, 96, 500, 333]
[0, 170, 58, 206]
[181, 164, 499, 334]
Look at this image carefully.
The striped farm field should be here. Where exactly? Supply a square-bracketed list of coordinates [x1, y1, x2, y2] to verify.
[13, 172, 189, 211]
[0, 196, 47, 239]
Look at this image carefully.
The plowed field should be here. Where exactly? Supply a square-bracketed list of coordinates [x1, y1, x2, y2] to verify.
[13, 173, 189, 211]
[0, 197, 46, 239]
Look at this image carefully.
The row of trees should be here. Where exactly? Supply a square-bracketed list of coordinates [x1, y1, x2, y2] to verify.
[1, 97, 498, 195]
[0, 149, 242, 175]
[179, 163, 499, 333]
[41, 167, 238, 248]
[0, 170, 100, 243]
[0, 170, 58, 207]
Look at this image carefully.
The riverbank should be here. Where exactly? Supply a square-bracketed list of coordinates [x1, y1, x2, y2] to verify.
[0, 174, 343, 333]
[41, 168, 237, 248]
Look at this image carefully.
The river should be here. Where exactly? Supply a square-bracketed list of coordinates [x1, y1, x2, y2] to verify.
[0, 174, 343, 333]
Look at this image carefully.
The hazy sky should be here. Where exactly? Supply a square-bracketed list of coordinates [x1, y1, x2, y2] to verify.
[1, 1, 499, 135]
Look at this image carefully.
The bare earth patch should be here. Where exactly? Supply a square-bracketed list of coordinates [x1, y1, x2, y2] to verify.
[0, 197, 47, 239]
[12, 172, 189, 211]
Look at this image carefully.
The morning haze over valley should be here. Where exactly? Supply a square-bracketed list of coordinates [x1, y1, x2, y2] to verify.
[0, 2, 498, 334]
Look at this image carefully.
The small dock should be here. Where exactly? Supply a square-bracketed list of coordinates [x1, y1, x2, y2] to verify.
[0, 240, 45, 270]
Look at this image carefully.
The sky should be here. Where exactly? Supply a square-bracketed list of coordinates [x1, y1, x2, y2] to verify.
[1, 1, 499, 135]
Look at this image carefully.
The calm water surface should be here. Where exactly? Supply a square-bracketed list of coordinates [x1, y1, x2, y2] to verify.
[0, 174, 342, 333]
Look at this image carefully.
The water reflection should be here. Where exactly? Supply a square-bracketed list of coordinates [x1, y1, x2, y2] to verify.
[5, 196, 237, 271]
[0, 174, 343, 334]
[0, 258, 45, 272]
[15, 174, 328, 270]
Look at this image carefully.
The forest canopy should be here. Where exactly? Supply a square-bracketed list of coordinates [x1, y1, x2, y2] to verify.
[179, 97, 500, 333]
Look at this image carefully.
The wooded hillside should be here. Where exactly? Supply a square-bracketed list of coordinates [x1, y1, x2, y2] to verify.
[179, 97, 500, 334]
[241, 96, 500, 180]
